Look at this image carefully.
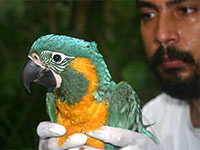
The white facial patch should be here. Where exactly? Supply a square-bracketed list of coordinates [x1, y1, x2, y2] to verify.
[51, 69, 62, 88]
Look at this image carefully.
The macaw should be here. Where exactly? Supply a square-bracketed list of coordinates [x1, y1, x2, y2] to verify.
[23, 34, 158, 149]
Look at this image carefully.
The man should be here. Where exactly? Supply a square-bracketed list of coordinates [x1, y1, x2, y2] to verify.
[137, 0, 200, 149]
[37, 0, 200, 149]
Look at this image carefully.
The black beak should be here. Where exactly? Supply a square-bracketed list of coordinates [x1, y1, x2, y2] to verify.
[23, 58, 57, 93]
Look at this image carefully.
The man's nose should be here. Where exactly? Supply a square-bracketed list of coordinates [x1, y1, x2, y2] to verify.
[155, 14, 179, 46]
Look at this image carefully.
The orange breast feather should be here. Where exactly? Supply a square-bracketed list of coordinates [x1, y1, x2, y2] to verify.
[56, 58, 108, 149]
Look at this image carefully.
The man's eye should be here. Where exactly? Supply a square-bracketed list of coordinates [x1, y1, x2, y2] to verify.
[140, 12, 155, 21]
[178, 7, 196, 15]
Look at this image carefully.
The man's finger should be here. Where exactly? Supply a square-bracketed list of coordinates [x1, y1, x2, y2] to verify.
[39, 133, 88, 150]
[37, 121, 66, 139]
[69, 145, 101, 150]
[46, 133, 88, 150]
[61, 133, 88, 149]
[86, 126, 153, 147]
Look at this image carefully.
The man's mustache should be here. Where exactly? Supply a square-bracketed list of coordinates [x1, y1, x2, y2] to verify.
[149, 46, 195, 68]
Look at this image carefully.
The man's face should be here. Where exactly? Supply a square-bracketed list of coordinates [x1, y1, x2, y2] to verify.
[138, 0, 200, 101]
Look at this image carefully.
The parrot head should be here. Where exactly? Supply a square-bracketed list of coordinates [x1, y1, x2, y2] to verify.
[23, 34, 112, 104]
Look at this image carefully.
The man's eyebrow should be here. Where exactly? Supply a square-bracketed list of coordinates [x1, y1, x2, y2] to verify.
[137, 0, 191, 10]
[136, 1, 158, 11]
[166, 0, 188, 7]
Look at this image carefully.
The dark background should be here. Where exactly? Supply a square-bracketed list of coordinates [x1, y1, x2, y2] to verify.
[0, 0, 161, 149]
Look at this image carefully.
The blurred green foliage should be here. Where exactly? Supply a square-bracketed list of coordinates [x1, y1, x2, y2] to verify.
[0, 0, 161, 149]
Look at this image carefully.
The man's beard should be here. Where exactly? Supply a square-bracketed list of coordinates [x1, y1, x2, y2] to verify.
[149, 46, 200, 102]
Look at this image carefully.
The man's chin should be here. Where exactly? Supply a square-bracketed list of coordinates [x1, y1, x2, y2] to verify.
[149, 45, 199, 101]
[160, 80, 199, 101]
[156, 71, 200, 102]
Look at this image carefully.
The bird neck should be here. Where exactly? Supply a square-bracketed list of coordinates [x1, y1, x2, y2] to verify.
[55, 57, 114, 105]
[71, 57, 98, 101]
[55, 58, 98, 105]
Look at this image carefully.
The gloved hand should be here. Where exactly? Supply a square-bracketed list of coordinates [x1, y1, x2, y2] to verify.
[86, 126, 163, 150]
[37, 121, 163, 150]
[37, 121, 89, 150]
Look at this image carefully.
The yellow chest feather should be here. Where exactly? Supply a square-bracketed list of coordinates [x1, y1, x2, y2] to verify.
[56, 98, 108, 148]
[56, 58, 108, 149]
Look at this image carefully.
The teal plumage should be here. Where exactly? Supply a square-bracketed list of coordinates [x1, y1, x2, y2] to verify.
[24, 34, 158, 149]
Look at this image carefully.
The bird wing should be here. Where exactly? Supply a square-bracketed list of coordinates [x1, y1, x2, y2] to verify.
[106, 81, 159, 144]
[46, 90, 57, 123]
[107, 81, 143, 131]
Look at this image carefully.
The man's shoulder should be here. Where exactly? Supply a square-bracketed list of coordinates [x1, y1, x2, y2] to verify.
[142, 93, 186, 113]
[142, 93, 186, 124]
[142, 93, 169, 112]
[141, 93, 175, 124]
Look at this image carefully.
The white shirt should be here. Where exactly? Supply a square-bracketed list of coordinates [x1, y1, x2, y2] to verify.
[142, 93, 200, 150]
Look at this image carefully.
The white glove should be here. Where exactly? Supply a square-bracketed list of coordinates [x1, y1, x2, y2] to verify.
[37, 121, 163, 150]
[86, 126, 163, 150]
[37, 121, 88, 150]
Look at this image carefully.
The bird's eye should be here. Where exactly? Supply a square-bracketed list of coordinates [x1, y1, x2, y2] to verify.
[53, 54, 62, 62]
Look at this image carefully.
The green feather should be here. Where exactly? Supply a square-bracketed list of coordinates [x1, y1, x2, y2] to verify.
[46, 90, 57, 122]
